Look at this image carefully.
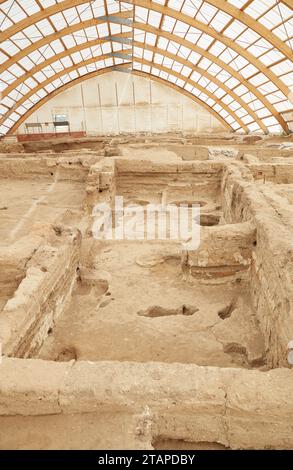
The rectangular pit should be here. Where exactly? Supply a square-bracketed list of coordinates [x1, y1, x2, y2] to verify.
[0, 148, 292, 450]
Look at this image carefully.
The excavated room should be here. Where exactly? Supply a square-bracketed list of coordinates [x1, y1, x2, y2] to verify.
[0, 133, 292, 450]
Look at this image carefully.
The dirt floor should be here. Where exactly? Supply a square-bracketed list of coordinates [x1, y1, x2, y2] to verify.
[39, 240, 264, 367]
[1, 133, 293, 450]
[0, 178, 85, 245]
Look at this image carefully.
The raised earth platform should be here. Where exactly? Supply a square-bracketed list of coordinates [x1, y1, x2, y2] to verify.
[0, 132, 292, 449]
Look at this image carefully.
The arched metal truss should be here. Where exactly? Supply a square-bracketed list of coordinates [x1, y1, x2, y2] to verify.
[0, 0, 292, 136]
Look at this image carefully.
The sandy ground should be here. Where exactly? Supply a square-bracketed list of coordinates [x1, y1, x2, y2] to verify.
[0, 178, 85, 245]
[0, 411, 230, 450]
[0, 413, 141, 450]
[39, 239, 264, 368]
[38, 165, 264, 368]
[119, 145, 181, 162]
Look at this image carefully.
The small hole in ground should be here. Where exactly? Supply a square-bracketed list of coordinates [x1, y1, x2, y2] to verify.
[218, 300, 237, 320]
[138, 304, 199, 318]
[200, 214, 220, 226]
[224, 342, 247, 355]
[223, 342, 249, 367]
[55, 346, 77, 362]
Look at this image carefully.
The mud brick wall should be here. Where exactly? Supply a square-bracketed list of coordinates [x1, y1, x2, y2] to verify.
[0, 234, 47, 311]
[168, 145, 209, 161]
[0, 360, 293, 450]
[85, 158, 117, 213]
[236, 147, 293, 161]
[248, 163, 293, 183]
[0, 228, 81, 358]
[0, 155, 95, 182]
[115, 160, 223, 200]
[186, 221, 256, 280]
[222, 163, 293, 368]
[0, 254, 25, 309]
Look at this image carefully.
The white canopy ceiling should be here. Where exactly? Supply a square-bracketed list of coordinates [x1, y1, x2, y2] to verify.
[0, 0, 292, 135]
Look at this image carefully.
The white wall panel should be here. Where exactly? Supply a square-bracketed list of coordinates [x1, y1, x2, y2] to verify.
[18, 72, 226, 134]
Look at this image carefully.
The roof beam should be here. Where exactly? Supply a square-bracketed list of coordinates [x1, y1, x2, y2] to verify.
[6, 66, 232, 135]
[134, 70, 232, 131]
[132, 42, 265, 132]
[125, 0, 290, 99]
[0, 0, 91, 41]
[133, 23, 287, 133]
[2, 33, 132, 96]
[1, 0, 290, 59]
[280, 1, 293, 9]
[0, 18, 281, 132]
[0, 0, 289, 99]
[0, 11, 132, 75]
[1, 35, 266, 132]
[0, 0, 291, 134]
[0, 51, 248, 132]
[131, 56, 247, 131]
[204, 0, 292, 60]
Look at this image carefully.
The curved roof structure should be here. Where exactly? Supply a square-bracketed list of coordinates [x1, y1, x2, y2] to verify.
[0, 0, 292, 136]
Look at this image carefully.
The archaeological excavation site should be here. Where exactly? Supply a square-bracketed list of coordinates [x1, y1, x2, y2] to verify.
[0, 0, 293, 453]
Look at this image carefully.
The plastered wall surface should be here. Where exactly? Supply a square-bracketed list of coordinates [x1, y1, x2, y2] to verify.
[17, 72, 225, 135]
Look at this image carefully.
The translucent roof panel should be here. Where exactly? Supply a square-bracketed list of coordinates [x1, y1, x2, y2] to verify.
[0, 0, 292, 135]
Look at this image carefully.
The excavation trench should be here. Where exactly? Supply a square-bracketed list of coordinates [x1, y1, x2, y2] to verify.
[0, 146, 292, 450]
[0, 158, 266, 369]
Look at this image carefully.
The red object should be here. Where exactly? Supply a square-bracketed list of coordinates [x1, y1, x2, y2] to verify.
[17, 131, 86, 142]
